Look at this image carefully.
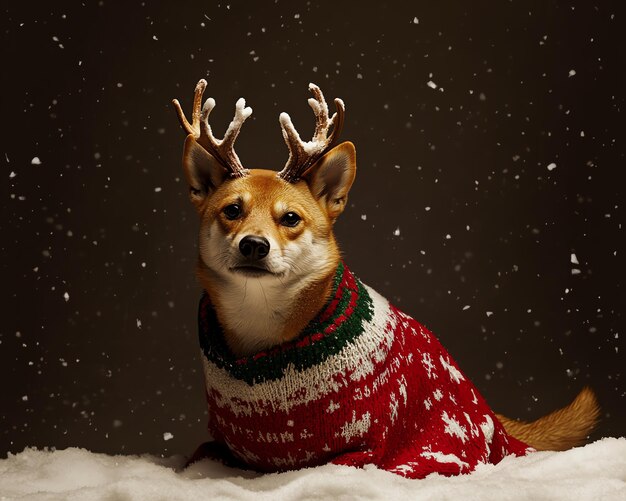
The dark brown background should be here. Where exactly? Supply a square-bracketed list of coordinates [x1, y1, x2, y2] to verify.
[2, 1, 623, 457]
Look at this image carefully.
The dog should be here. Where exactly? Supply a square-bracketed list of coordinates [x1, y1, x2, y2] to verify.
[172, 80, 600, 478]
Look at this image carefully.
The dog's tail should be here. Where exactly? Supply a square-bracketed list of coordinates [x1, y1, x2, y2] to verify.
[496, 386, 601, 451]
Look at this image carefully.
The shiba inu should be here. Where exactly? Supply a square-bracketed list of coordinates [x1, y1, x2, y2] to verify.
[172, 80, 600, 477]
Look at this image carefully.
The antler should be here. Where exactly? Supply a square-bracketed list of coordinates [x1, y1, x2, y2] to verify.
[172, 79, 252, 178]
[277, 83, 345, 183]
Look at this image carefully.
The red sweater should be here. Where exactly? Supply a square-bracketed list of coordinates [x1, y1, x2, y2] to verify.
[198, 262, 530, 478]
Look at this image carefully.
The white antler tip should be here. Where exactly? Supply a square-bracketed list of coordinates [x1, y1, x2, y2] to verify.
[308, 98, 321, 113]
[235, 98, 253, 119]
[202, 97, 216, 115]
[335, 98, 345, 110]
[308, 82, 320, 91]
[279, 112, 292, 125]
[195, 79, 207, 91]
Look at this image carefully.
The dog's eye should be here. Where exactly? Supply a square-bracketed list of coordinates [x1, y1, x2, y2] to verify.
[280, 212, 301, 227]
[223, 204, 242, 220]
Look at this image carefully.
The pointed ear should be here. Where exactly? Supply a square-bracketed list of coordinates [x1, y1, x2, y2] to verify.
[182, 136, 228, 209]
[303, 141, 357, 220]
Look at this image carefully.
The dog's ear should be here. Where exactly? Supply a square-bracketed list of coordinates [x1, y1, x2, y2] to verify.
[182, 136, 228, 209]
[302, 141, 357, 220]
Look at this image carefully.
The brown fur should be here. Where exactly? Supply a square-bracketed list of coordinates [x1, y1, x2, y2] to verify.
[185, 142, 355, 355]
[193, 168, 343, 353]
[496, 387, 601, 450]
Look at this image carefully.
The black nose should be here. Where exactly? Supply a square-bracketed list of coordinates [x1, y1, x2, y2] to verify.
[239, 235, 270, 260]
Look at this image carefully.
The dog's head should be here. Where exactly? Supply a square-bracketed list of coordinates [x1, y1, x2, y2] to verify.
[173, 81, 356, 288]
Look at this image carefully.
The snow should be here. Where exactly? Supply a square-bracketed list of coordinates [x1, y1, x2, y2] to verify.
[0, 439, 625, 500]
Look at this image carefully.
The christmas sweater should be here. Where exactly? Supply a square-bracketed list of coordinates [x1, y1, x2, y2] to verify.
[198, 262, 531, 478]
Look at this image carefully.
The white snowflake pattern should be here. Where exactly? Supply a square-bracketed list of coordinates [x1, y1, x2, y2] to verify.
[480, 414, 495, 444]
[397, 375, 408, 406]
[338, 411, 371, 443]
[439, 355, 465, 384]
[422, 352, 437, 379]
[421, 450, 469, 471]
[327, 400, 341, 413]
[441, 411, 468, 443]
[470, 388, 479, 405]
[389, 392, 399, 423]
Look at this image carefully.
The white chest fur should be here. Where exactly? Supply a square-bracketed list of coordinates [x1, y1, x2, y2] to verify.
[215, 276, 296, 355]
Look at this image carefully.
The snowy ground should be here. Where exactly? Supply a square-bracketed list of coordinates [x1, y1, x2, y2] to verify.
[1, 438, 624, 500]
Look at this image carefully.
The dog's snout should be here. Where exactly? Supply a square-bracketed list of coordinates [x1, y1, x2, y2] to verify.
[239, 235, 270, 260]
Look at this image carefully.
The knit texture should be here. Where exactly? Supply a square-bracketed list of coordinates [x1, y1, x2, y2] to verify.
[198, 263, 531, 478]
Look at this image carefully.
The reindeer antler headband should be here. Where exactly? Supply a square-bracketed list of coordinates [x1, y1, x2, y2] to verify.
[172, 80, 345, 182]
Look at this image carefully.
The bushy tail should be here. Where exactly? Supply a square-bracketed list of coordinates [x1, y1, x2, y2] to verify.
[496, 387, 601, 451]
